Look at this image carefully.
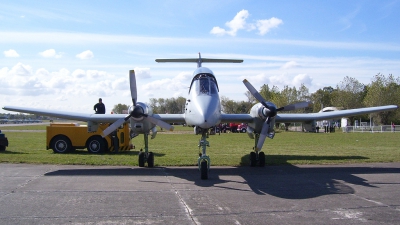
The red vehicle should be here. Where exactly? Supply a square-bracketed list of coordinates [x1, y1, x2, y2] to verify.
[237, 123, 248, 133]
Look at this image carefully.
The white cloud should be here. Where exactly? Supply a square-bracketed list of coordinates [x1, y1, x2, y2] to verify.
[210, 10, 282, 36]
[134, 67, 151, 79]
[35, 68, 50, 77]
[76, 50, 94, 59]
[72, 69, 86, 78]
[210, 10, 253, 36]
[256, 17, 283, 35]
[281, 61, 300, 69]
[112, 77, 128, 89]
[242, 72, 313, 92]
[87, 70, 107, 79]
[4, 49, 20, 58]
[210, 27, 227, 36]
[9, 62, 32, 76]
[39, 49, 63, 58]
[141, 70, 193, 98]
[293, 74, 313, 87]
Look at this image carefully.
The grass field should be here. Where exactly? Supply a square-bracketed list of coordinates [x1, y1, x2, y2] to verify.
[1, 124, 399, 166]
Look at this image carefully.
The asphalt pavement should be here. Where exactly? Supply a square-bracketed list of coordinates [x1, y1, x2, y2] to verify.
[1, 163, 400, 224]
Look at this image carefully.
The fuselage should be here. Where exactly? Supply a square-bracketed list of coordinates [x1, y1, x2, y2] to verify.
[184, 67, 221, 128]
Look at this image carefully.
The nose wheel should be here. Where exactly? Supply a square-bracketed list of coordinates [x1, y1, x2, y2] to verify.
[198, 129, 211, 180]
[199, 158, 210, 180]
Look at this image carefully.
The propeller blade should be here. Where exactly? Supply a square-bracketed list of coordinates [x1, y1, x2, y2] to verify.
[277, 101, 311, 111]
[243, 79, 267, 104]
[129, 70, 137, 106]
[144, 116, 174, 131]
[102, 116, 130, 137]
[256, 120, 270, 151]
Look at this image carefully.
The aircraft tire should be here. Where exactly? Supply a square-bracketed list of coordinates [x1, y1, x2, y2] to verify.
[147, 152, 154, 167]
[259, 151, 265, 167]
[200, 160, 208, 180]
[138, 152, 145, 167]
[86, 136, 106, 154]
[250, 152, 257, 167]
[51, 135, 72, 154]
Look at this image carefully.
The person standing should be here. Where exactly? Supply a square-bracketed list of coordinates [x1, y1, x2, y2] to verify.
[94, 98, 106, 114]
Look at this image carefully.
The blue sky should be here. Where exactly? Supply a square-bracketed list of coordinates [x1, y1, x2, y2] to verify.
[1, 0, 400, 113]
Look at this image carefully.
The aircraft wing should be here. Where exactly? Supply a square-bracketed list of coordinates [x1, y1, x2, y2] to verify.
[2, 106, 127, 123]
[220, 114, 254, 123]
[2, 106, 186, 124]
[152, 114, 186, 124]
[220, 105, 398, 123]
[275, 105, 398, 123]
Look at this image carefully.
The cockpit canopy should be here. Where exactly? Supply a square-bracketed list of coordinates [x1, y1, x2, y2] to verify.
[189, 73, 219, 96]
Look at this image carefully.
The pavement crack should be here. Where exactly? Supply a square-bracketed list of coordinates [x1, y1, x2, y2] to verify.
[162, 168, 200, 225]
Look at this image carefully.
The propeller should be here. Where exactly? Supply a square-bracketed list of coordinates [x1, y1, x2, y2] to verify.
[102, 70, 174, 137]
[243, 79, 311, 151]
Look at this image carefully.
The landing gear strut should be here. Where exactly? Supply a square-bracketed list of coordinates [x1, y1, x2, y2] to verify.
[198, 129, 210, 179]
[250, 134, 266, 167]
[138, 133, 155, 167]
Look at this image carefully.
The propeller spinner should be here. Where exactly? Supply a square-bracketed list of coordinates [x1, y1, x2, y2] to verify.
[102, 70, 173, 137]
[243, 79, 310, 151]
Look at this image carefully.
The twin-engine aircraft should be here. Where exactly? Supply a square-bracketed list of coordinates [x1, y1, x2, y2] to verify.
[3, 53, 398, 179]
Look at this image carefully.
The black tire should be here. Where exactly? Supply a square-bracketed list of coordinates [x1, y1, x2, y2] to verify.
[241, 128, 246, 133]
[250, 152, 257, 167]
[86, 136, 106, 154]
[200, 160, 208, 180]
[147, 152, 154, 167]
[138, 151, 145, 167]
[51, 135, 72, 153]
[259, 151, 265, 167]
[0, 145, 5, 151]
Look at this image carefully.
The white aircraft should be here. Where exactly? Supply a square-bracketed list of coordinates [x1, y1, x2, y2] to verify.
[3, 53, 398, 179]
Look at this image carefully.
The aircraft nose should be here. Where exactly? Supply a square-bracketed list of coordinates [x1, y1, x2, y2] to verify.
[195, 96, 221, 128]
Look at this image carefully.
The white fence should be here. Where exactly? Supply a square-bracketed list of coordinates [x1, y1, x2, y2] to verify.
[288, 125, 398, 133]
[342, 125, 398, 133]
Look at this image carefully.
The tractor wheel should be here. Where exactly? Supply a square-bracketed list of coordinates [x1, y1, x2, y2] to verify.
[51, 135, 72, 153]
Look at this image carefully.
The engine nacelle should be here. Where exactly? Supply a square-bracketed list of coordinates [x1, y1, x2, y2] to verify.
[128, 102, 156, 134]
[247, 103, 276, 134]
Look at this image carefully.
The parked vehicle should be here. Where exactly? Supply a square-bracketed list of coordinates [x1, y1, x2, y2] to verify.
[0, 130, 8, 151]
[47, 123, 132, 154]
[237, 123, 248, 133]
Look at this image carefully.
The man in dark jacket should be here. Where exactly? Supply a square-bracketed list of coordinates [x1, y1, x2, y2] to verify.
[94, 98, 106, 114]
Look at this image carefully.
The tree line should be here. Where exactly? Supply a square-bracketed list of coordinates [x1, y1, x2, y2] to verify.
[112, 73, 400, 125]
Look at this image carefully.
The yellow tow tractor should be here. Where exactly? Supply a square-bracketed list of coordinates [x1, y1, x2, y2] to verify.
[46, 122, 132, 154]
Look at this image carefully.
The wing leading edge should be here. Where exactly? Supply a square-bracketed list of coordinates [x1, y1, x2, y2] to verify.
[275, 105, 398, 123]
[220, 105, 398, 123]
[2, 106, 186, 124]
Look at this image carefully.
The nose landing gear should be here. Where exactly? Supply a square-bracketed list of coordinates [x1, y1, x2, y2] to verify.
[198, 129, 211, 180]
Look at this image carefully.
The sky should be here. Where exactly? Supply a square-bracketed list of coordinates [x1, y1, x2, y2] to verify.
[1, 0, 400, 114]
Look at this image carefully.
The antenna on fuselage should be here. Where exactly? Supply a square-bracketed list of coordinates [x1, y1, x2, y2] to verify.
[155, 53, 243, 67]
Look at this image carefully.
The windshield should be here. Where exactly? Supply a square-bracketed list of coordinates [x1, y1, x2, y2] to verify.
[190, 73, 218, 96]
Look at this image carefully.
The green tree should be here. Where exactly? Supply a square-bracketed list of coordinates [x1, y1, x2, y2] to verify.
[112, 104, 129, 114]
[332, 76, 365, 109]
[363, 73, 400, 124]
[310, 86, 336, 112]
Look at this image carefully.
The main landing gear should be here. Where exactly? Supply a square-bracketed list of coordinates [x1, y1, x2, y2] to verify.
[198, 129, 211, 180]
[138, 133, 155, 168]
[250, 133, 266, 167]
